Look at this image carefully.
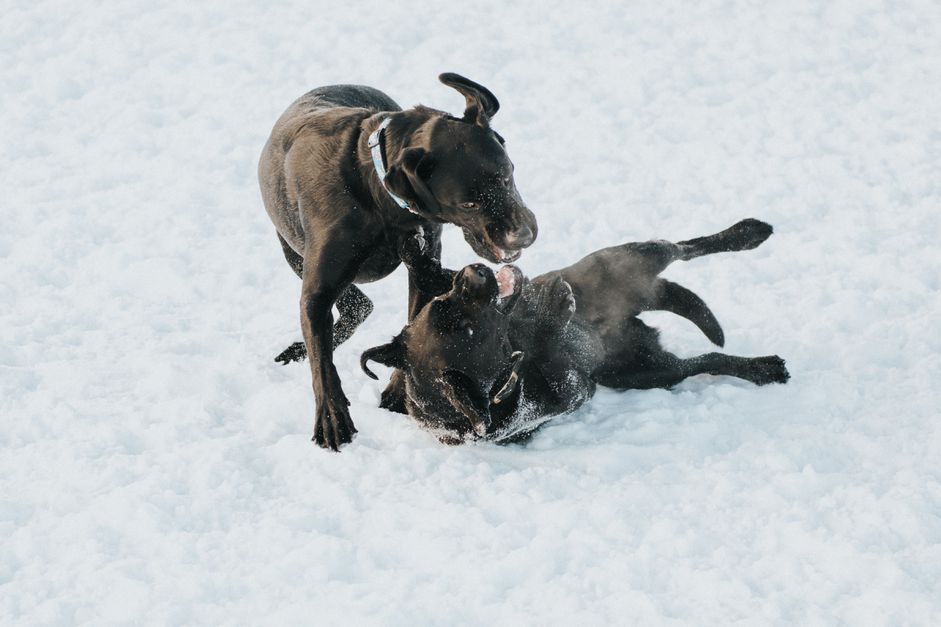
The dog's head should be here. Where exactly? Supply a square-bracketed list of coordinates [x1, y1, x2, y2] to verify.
[361, 264, 526, 438]
[383, 73, 538, 264]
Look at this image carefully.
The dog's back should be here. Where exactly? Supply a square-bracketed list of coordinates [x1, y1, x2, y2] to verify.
[295, 84, 401, 112]
[258, 84, 401, 252]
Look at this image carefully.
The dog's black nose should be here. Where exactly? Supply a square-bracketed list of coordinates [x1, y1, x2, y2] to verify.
[463, 264, 490, 286]
[504, 224, 534, 248]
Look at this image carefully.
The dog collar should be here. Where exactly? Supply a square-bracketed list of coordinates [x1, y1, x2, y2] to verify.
[367, 117, 416, 213]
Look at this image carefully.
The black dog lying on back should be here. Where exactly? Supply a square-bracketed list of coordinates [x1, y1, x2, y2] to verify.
[361, 219, 789, 443]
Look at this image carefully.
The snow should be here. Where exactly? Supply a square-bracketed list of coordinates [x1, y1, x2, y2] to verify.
[2, 0, 940, 624]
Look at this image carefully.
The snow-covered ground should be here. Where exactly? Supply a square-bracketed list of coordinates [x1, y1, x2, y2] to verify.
[3, 0, 940, 624]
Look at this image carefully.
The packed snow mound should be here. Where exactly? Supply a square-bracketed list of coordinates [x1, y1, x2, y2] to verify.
[2, 0, 940, 624]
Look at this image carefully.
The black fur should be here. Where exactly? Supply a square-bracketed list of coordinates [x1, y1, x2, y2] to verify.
[363, 219, 789, 443]
[258, 74, 538, 450]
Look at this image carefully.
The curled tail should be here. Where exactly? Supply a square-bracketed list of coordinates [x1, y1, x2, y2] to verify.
[657, 280, 725, 347]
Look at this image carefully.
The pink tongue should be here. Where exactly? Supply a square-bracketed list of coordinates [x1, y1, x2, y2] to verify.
[496, 266, 515, 298]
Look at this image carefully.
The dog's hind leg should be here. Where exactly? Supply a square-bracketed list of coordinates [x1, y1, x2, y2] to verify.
[601, 351, 789, 389]
[586, 220, 774, 293]
[274, 234, 308, 364]
[332, 285, 374, 347]
[275, 342, 308, 364]
[676, 218, 773, 260]
[275, 285, 373, 364]
[617, 220, 773, 346]
[273, 233, 373, 363]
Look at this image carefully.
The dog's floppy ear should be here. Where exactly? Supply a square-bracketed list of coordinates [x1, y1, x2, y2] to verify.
[441, 369, 491, 436]
[439, 72, 500, 128]
[384, 147, 441, 216]
[361, 335, 407, 380]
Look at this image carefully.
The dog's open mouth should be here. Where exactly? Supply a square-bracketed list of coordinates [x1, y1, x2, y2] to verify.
[494, 265, 523, 313]
[495, 265, 517, 298]
[463, 228, 523, 264]
[490, 245, 522, 264]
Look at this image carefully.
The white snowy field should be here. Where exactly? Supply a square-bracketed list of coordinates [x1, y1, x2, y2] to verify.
[2, 0, 940, 623]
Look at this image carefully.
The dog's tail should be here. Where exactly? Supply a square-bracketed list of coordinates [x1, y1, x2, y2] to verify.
[656, 280, 725, 347]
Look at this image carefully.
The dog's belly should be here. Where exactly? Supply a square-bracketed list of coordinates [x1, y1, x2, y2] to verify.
[355, 242, 401, 283]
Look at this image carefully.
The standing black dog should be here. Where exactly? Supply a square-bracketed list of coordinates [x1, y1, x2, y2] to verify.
[258, 73, 537, 450]
[361, 219, 789, 443]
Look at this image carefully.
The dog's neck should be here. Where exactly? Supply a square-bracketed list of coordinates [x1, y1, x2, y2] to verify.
[367, 117, 413, 212]
[358, 113, 423, 222]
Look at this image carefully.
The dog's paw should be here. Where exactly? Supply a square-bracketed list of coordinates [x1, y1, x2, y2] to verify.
[529, 275, 577, 332]
[397, 229, 428, 269]
[274, 341, 307, 364]
[545, 275, 577, 324]
[746, 355, 790, 385]
[312, 386, 356, 451]
[729, 218, 774, 251]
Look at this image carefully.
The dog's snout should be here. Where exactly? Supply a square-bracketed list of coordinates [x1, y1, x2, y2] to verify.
[455, 264, 499, 303]
[463, 263, 490, 285]
[503, 224, 535, 249]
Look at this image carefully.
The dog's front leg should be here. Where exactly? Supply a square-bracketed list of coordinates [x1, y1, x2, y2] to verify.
[397, 227, 455, 305]
[380, 227, 455, 414]
[300, 239, 365, 450]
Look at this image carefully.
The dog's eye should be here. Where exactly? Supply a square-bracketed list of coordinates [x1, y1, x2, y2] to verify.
[460, 202, 478, 210]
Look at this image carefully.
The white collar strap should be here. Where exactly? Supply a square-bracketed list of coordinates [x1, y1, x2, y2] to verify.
[367, 117, 414, 212]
